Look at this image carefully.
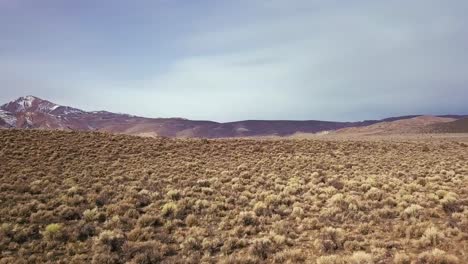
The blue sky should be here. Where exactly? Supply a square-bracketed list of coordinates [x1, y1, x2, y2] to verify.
[1, 0, 467, 121]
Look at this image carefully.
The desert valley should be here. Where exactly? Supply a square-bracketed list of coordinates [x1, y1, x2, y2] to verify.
[2, 1, 468, 263]
[1, 96, 467, 263]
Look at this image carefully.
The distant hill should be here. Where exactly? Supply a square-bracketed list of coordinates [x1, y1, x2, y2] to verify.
[0, 96, 376, 137]
[1, 96, 466, 137]
[422, 118, 468, 133]
[332, 115, 460, 135]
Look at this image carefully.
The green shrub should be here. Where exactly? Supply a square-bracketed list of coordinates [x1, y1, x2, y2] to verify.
[45, 223, 61, 233]
[43, 223, 64, 241]
[161, 202, 178, 217]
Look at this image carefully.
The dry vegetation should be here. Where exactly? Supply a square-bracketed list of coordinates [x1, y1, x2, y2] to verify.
[0, 129, 467, 263]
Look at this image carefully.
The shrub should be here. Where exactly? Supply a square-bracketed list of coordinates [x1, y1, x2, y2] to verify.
[420, 226, 444, 247]
[166, 190, 181, 201]
[123, 241, 163, 264]
[265, 194, 280, 206]
[58, 205, 81, 220]
[253, 202, 268, 216]
[249, 237, 272, 259]
[185, 214, 198, 227]
[329, 193, 346, 207]
[377, 207, 398, 219]
[95, 191, 111, 207]
[271, 234, 286, 245]
[272, 249, 307, 263]
[161, 202, 178, 218]
[343, 240, 363, 251]
[135, 194, 151, 208]
[95, 230, 125, 252]
[365, 187, 384, 201]
[76, 223, 96, 241]
[314, 227, 345, 253]
[219, 253, 257, 264]
[291, 206, 304, 218]
[202, 237, 223, 254]
[440, 194, 461, 214]
[416, 249, 459, 264]
[182, 236, 202, 251]
[196, 179, 211, 187]
[394, 252, 411, 264]
[12, 227, 32, 244]
[220, 237, 244, 254]
[347, 251, 373, 264]
[202, 187, 214, 195]
[43, 223, 63, 241]
[83, 208, 99, 222]
[239, 212, 258, 226]
[67, 186, 82, 196]
[0, 223, 13, 237]
[91, 252, 120, 264]
[316, 255, 344, 264]
[402, 204, 423, 219]
[137, 214, 163, 227]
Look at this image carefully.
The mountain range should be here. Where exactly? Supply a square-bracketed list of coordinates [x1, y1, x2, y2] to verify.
[1, 96, 467, 137]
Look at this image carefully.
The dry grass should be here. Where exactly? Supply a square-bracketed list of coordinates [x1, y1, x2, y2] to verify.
[0, 129, 467, 263]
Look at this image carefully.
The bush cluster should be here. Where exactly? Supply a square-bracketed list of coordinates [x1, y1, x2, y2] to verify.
[0, 129, 466, 263]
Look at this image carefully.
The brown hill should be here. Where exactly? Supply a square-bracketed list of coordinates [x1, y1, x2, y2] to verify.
[2, 96, 466, 137]
[334, 115, 456, 135]
[423, 117, 468, 133]
[0, 96, 380, 137]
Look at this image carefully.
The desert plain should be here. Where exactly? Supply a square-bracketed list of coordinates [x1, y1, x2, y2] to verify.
[0, 129, 467, 263]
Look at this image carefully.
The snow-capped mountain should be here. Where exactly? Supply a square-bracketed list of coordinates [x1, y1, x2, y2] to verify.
[0, 96, 91, 130]
[1, 96, 84, 116]
[2, 96, 59, 114]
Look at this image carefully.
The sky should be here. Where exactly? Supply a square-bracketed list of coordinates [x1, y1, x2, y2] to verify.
[1, 0, 467, 122]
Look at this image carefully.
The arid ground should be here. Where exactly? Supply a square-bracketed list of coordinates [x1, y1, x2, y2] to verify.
[0, 130, 467, 263]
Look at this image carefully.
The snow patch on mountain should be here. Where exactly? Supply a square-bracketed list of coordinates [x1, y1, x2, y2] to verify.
[0, 110, 17, 126]
[9, 96, 36, 112]
[19, 96, 35, 108]
[38, 102, 60, 113]
[61, 107, 84, 115]
[236, 127, 250, 132]
[25, 116, 33, 126]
